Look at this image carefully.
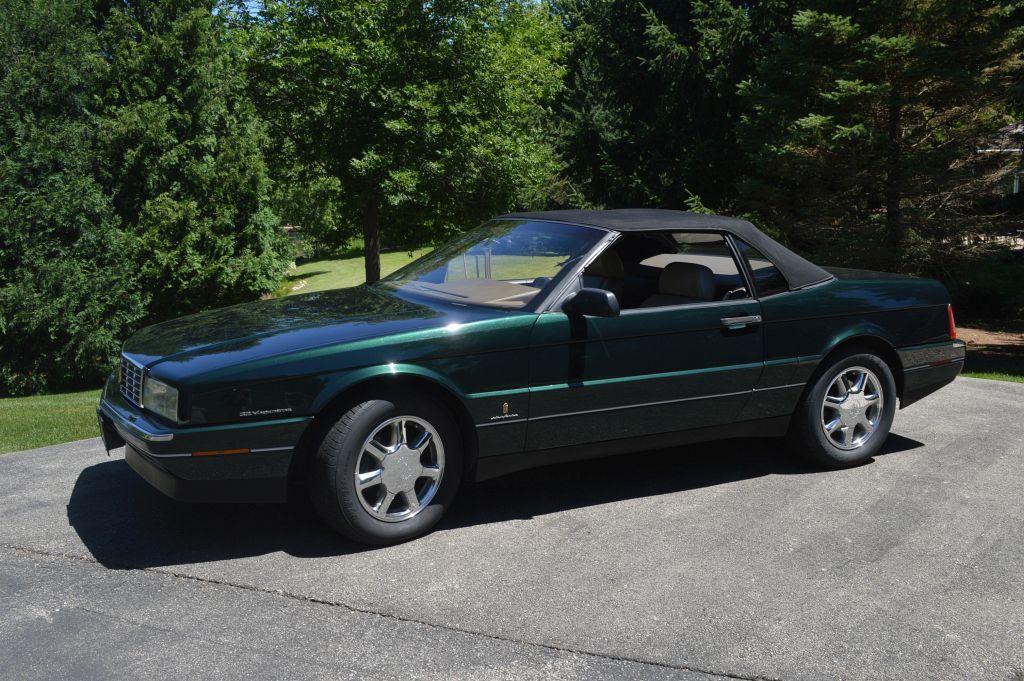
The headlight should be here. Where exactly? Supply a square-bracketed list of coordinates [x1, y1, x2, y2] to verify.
[143, 376, 179, 422]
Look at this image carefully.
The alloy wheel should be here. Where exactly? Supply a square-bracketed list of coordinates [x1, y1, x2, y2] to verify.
[819, 366, 884, 451]
[354, 416, 445, 522]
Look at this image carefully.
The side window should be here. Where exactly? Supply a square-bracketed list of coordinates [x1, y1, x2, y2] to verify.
[594, 231, 750, 310]
[734, 239, 788, 297]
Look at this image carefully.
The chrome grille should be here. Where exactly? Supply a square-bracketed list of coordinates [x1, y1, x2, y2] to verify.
[119, 355, 145, 407]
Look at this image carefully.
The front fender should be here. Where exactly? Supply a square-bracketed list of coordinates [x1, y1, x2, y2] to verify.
[310, 363, 469, 414]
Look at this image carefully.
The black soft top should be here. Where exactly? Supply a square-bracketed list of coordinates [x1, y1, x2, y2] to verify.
[501, 209, 833, 291]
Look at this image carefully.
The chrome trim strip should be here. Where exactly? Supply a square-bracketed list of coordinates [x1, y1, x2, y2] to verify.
[141, 446, 295, 458]
[100, 400, 173, 442]
[122, 422, 174, 442]
[752, 382, 806, 392]
[475, 382, 808, 428]
[904, 358, 964, 372]
[476, 417, 528, 428]
[530, 362, 762, 392]
[529, 389, 750, 422]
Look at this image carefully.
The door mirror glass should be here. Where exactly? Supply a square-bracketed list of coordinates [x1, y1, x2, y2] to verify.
[562, 288, 620, 318]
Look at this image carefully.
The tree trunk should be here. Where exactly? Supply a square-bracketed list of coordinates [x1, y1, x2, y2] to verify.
[361, 195, 381, 284]
[883, 80, 904, 264]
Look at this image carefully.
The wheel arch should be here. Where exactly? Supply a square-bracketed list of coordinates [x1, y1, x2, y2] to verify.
[287, 366, 479, 488]
[810, 333, 904, 400]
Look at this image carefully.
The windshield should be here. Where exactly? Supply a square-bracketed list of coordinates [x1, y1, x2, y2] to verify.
[381, 220, 606, 310]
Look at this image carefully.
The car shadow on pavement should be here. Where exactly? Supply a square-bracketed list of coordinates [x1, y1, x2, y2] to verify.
[445, 433, 923, 528]
[67, 434, 923, 569]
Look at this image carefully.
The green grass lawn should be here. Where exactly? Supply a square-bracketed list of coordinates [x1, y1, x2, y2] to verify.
[275, 249, 566, 297]
[276, 248, 430, 296]
[442, 254, 567, 281]
[0, 389, 101, 454]
[962, 371, 1024, 383]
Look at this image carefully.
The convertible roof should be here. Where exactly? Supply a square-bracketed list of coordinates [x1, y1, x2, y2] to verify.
[500, 209, 833, 290]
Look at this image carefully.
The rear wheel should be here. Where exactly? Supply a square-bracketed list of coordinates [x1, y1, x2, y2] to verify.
[308, 391, 462, 545]
[788, 350, 897, 468]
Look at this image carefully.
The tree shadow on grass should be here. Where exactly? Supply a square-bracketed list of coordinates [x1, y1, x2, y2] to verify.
[284, 270, 329, 282]
[67, 433, 923, 569]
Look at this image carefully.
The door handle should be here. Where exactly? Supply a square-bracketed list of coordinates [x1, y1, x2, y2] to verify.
[720, 314, 762, 330]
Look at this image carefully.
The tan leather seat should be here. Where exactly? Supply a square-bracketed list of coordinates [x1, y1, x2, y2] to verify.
[641, 261, 715, 307]
[581, 249, 625, 303]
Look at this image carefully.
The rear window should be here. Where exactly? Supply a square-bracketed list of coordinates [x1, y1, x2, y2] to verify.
[734, 239, 789, 297]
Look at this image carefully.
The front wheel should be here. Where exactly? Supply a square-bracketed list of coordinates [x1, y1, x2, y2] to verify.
[308, 391, 462, 545]
[788, 350, 897, 468]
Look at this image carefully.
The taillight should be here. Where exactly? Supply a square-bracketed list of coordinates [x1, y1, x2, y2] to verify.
[947, 304, 957, 340]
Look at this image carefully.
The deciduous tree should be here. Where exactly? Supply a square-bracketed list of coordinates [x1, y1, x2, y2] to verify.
[251, 0, 565, 282]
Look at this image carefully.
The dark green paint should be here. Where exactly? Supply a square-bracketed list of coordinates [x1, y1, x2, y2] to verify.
[101, 248, 963, 499]
[525, 298, 763, 450]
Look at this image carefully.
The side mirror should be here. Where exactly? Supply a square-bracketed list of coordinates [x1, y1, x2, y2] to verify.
[561, 288, 620, 318]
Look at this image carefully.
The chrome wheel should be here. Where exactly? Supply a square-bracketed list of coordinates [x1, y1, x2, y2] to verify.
[354, 416, 444, 523]
[820, 366, 884, 451]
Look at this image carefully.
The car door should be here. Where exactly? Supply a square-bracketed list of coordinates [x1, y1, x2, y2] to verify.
[525, 231, 765, 451]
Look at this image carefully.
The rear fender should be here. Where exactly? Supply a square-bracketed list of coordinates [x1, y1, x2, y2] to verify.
[796, 324, 903, 397]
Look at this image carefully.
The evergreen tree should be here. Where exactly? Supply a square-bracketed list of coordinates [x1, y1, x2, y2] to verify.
[250, 0, 565, 282]
[556, 0, 794, 210]
[0, 0, 292, 394]
[97, 0, 292, 313]
[739, 0, 1024, 271]
[0, 0, 146, 394]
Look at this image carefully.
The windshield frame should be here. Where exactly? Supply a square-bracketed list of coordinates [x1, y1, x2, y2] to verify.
[378, 219, 612, 313]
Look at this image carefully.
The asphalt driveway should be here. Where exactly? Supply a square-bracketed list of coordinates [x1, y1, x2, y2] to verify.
[1, 377, 1022, 680]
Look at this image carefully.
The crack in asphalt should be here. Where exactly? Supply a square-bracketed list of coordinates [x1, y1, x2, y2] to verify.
[1, 541, 784, 681]
[70, 605, 327, 672]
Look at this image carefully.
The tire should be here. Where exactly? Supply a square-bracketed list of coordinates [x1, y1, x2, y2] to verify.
[308, 390, 463, 545]
[788, 349, 897, 468]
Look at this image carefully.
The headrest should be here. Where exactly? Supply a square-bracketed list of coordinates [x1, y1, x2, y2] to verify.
[659, 262, 715, 300]
[585, 249, 624, 279]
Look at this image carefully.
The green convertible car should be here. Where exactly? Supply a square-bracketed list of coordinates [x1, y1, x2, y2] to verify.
[98, 209, 965, 544]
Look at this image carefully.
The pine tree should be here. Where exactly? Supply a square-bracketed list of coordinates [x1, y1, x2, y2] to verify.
[557, 0, 794, 210]
[0, 0, 147, 394]
[739, 0, 1024, 271]
[97, 0, 292, 313]
[0, 0, 293, 394]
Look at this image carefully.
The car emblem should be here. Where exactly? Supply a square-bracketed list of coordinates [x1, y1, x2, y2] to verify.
[489, 401, 520, 421]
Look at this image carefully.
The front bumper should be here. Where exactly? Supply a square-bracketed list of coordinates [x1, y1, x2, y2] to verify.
[98, 375, 312, 503]
[897, 340, 966, 408]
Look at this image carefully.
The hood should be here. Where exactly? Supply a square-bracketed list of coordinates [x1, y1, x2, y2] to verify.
[122, 286, 470, 374]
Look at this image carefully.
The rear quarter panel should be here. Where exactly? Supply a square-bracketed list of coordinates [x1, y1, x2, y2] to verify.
[748, 274, 951, 417]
